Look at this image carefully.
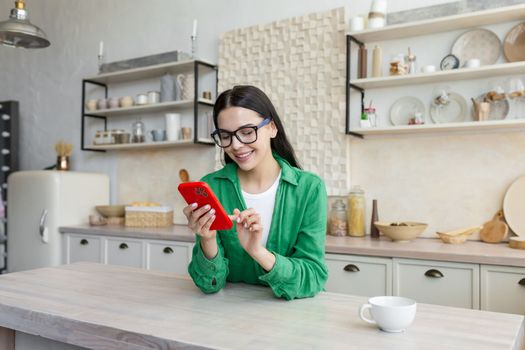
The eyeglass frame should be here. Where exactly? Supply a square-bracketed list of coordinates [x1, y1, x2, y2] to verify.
[210, 117, 272, 148]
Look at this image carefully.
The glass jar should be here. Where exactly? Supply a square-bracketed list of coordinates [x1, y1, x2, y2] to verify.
[364, 107, 377, 127]
[328, 199, 348, 236]
[132, 119, 145, 143]
[348, 185, 366, 237]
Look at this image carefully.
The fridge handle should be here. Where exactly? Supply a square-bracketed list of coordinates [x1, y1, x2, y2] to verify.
[39, 209, 49, 243]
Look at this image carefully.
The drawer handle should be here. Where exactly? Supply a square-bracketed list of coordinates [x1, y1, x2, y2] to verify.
[163, 247, 174, 254]
[343, 264, 360, 272]
[425, 269, 444, 278]
[80, 239, 89, 246]
[519, 278, 525, 286]
[119, 243, 128, 250]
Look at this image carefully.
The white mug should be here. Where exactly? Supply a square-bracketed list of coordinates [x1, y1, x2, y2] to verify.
[176, 73, 195, 100]
[359, 296, 416, 333]
[421, 65, 436, 73]
[464, 58, 481, 69]
[165, 113, 181, 141]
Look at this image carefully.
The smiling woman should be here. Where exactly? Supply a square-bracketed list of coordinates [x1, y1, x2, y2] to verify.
[183, 85, 328, 300]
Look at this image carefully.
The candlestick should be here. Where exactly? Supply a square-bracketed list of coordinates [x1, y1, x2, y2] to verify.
[192, 19, 197, 38]
[98, 41, 104, 73]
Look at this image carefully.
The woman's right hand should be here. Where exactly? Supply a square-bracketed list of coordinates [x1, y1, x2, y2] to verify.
[183, 203, 217, 241]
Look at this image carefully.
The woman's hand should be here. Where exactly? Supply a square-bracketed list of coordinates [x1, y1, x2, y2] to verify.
[183, 203, 217, 259]
[231, 208, 263, 255]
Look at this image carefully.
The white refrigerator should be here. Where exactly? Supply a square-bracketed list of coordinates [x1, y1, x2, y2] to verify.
[7, 171, 109, 272]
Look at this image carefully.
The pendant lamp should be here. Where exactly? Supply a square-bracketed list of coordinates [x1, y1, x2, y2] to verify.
[0, 0, 50, 49]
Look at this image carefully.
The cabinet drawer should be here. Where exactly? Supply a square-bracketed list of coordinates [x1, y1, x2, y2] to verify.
[325, 254, 392, 297]
[481, 265, 525, 315]
[147, 241, 193, 275]
[106, 238, 143, 268]
[68, 235, 102, 264]
[393, 258, 479, 309]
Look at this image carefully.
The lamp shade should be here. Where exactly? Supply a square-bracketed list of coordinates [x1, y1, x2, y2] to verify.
[0, 1, 50, 49]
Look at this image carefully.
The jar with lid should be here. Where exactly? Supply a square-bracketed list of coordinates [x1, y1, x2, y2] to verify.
[328, 199, 348, 236]
[363, 107, 377, 127]
[132, 119, 145, 143]
[93, 130, 104, 145]
[347, 186, 366, 237]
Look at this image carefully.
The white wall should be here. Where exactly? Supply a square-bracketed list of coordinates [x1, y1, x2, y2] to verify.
[2, 0, 514, 238]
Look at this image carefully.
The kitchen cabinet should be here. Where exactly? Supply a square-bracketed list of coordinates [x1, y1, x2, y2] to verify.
[106, 237, 144, 268]
[81, 59, 217, 151]
[325, 253, 392, 296]
[393, 258, 479, 309]
[345, 4, 525, 137]
[62, 233, 194, 275]
[481, 264, 525, 315]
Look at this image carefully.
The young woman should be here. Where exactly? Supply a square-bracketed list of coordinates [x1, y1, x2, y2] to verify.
[183, 85, 327, 300]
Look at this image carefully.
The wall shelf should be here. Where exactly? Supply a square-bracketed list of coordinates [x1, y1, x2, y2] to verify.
[352, 119, 525, 137]
[88, 139, 199, 151]
[85, 99, 214, 117]
[348, 4, 525, 42]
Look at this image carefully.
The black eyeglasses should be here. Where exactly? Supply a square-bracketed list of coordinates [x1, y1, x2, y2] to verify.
[210, 117, 271, 148]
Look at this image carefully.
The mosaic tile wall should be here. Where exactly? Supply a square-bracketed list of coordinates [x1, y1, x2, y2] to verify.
[217, 8, 347, 195]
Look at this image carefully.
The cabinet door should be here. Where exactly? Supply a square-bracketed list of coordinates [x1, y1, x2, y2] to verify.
[65, 234, 102, 264]
[147, 241, 194, 275]
[325, 254, 392, 296]
[481, 265, 525, 315]
[393, 258, 479, 309]
[106, 238, 144, 268]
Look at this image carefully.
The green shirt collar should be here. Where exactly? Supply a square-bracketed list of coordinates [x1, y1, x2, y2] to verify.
[211, 152, 298, 186]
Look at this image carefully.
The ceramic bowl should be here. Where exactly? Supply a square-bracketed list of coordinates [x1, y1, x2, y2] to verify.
[95, 205, 126, 218]
[374, 221, 427, 242]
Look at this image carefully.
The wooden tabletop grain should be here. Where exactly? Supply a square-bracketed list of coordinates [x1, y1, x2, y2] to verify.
[0, 262, 522, 350]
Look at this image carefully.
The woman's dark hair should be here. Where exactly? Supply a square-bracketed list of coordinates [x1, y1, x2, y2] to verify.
[212, 85, 301, 169]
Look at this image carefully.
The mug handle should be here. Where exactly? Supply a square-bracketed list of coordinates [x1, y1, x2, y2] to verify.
[359, 304, 376, 325]
[176, 74, 184, 87]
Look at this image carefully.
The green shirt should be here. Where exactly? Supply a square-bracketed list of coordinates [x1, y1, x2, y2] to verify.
[188, 154, 328, 300]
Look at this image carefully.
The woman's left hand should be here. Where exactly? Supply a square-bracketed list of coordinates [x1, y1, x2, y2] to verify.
[231, 208, 263, 255]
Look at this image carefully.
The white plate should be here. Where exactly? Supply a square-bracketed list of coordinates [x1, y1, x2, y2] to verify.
[503, 175, 525, 237]
[389, 97, 425, 126]
[430, 92, 468, 124]
[451, 29, 501, 67]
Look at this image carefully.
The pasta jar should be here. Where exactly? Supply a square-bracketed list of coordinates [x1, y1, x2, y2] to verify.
[347, 186, 366, 237]
[328, 199, 347, 236]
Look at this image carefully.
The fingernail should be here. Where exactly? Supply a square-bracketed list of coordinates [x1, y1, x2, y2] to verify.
[211, 215, 216, 220]
[191, 203, 197, 208]
[210, 209, 216, 215]
[236, 218, 241, 223]
[204, 204, 211, 210]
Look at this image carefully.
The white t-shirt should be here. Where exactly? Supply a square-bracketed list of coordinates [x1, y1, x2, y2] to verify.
[241, 171, 281, 247]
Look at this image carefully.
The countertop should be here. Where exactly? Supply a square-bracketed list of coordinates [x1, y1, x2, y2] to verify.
[0, 262, 522, 350]
[61, 225, 525, 267]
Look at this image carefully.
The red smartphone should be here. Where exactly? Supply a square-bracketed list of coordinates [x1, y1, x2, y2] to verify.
[178, 181, 233, 231]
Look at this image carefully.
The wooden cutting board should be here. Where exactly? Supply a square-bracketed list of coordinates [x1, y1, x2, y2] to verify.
[480, 211, 508, 243]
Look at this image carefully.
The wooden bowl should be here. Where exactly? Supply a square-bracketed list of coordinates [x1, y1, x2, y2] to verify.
[436, 226, 481, 244]
[509, 237, 525, 250]
[374, 221, 428, 242]
[95, 205, 125, 218]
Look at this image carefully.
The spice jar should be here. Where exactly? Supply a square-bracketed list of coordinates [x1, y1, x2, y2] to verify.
[348, 186, 366, 237]
[364, 107, 377, 127]
[328, 199, 348, 236]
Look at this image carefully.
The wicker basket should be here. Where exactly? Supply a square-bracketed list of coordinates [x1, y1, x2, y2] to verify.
[125, 206, 173, 227]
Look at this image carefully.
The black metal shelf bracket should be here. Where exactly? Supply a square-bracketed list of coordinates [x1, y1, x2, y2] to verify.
[81, 80, 107, 152]
[346, 34, 365, 139]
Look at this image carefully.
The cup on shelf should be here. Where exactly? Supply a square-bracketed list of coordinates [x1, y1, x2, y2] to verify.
[97, 98, 108, 110]
[181, 127, 192, 140]
[86, 99, 98, 112]
[136, 94, 148, 105]
[359, 296, 417, 333]
[150, 129, 167, 142]
[420, 65, 436, 73]
[119, 96, 134, 108]
[202, 91, 212, 100]
[463, 58, 481, 69]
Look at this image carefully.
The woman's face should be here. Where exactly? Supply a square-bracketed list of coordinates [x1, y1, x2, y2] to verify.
[217, 106, 277, 172]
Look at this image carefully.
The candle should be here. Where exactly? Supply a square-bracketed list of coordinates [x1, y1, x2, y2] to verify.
[98, 41, 104, 56]
[192, 19, 197, 38]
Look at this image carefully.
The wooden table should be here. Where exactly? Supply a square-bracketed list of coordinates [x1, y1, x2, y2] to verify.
[0, 263, 522, 350]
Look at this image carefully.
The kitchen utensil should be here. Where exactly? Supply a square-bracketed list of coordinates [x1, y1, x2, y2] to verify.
[509, 237, 525, 250]
[359, 296, 416, 333]
[389, 96, 425, 126]
[179, 169, 190, 183]
[150, 129, 166, 142]
[471, 98, 491, 121]
[136, 94, 148, 105]
[479, 211, 508, 243]
[472, 93, 509, 120]
[96, 98, 108, 110]
[436, 225, 482, 244]
[451, 28, 501, 66]
[95, 205, 125, 218]
[430, 92, 468, 124]
[503, 175, 525, 237]
[160, 73, 176, 102]
[181, 127, 192, 140]
[113, 132, 130, 144]
[374, 222, 427, 242]
[108, 97, 119, 109]
[503, 22, 525, 62]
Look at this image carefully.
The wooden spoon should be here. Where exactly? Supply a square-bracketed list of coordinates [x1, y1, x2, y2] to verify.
[479, 210, 508, 243]
[179, 169, 190, 183]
